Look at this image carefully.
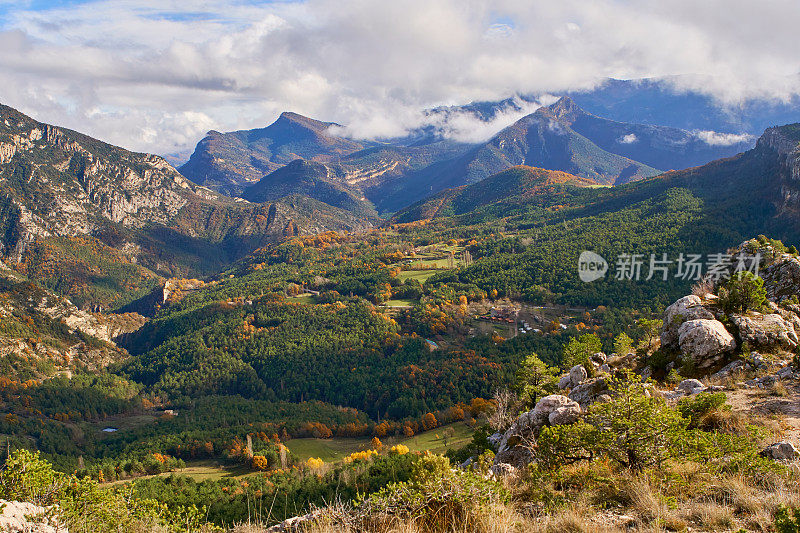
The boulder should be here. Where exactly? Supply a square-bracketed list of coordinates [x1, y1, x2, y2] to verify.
[531, 394, 580, 427]
[569, 364, 588, 388]
[568, 377, 609, 408]
[760, 441, 800, 461]
[732, 313, 798, 349]
[558, 374, 571, 390]
[676, 379, 705, 393]
[490, 463, 518, 478]
[548, 404, 581, 425]
[757, 374, 778, 388]
[678, 319, 736, 369]
[661, 295, 715, 348]
[762, 255, 800, 303]
[590, 352, 607, 364]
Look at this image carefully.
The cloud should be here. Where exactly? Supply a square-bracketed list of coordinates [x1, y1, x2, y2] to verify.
[618, 133, 638, 144]
[693, 130, 756, 146]
[0, 0, 797, 157]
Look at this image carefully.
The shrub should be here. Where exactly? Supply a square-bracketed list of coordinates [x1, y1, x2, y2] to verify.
[678, 392, 728, 429]
[537, 373, 689, 470]
[389, 444, 410, 455]
[356, 454, 508, 531]
[717, 272, 767, 314]
[776, 506, 800, 533]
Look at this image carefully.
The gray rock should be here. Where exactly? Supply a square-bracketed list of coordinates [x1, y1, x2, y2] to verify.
[752, 352, 766, 366]
[568, 377, 609, 408]
[598, 363, 611, 374]
[760, 441, 800, 461]
[661, 295, 715, 348]
[732, 313, 798, 349]
[758, 375, 778, 387]
[558, 374, 571, 390]
[569, 364, 588, 388]
[710, 360, 745, 381]
[591, 352, 607, 363]
[777, 366, 795, 379]
[762, 255, 800, 303]
[0, 500, 61, 533]
[676, 379, 705, 393]
[490, 463, 518, 478]
[494, 395, 580, 467]
[678, 319, 736, 368]
[531, 395, 580, 427]
[548, 404, 581, 426]
[487, 432, 503, 449]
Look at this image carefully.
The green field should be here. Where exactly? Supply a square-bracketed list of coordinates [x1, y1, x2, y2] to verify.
[397, 269, 439, 283]
[108, 422, 476, 486]
[107, 459, 258, 485]
[382, 298, 416, 307]
[286, 294, 316, 304]
[285, 422, 473, 462]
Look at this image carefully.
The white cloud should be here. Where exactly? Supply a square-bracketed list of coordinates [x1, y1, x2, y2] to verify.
[0, 0, 797, 157]
[618, 133, 638, 144]
[693, 130, 756, 146]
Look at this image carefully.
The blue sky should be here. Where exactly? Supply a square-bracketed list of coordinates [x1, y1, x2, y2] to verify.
[0, 0, 798, 158]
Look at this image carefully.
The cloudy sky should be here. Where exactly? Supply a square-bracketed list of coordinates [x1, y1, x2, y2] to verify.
[1, 0, 799, 160]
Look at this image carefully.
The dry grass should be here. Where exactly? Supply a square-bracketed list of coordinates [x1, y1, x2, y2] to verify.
[302, 502, 524, 533]
[685, 502, 735, 530]
[770, 382, 790, 397]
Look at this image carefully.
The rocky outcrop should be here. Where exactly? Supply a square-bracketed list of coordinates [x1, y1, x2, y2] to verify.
[494, 395, 581, 467]
[661, 295, 715, 348]
[677, 319, 736, 369]
[731, 312, 798, 349]
[762, 254, 800, 303]
[568, 364, 588, 388]
[568, 377, 609, 408]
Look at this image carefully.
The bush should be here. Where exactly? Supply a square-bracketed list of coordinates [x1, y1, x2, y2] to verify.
[776, 505, 800, 533]
[678, 392, 728, 429]
[717, 272, 767, 314]
[537, 373, 689, 470]
[356, 454, 508, 531]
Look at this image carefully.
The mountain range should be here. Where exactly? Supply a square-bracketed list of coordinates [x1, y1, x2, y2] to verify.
[2, 80, 800, 311]
[180, 95, 759, 214]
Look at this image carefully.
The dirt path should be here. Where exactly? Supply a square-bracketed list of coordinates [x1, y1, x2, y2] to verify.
[725, 378, 800, 442]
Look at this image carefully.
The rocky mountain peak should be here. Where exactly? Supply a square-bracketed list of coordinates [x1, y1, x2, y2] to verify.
[545, 96, 584, 122]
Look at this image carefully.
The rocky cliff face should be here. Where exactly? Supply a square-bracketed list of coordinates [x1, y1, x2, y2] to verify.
[0, 264, 140, 378]
[755, 125, 800, 213]
[0, 104, 201, 259]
